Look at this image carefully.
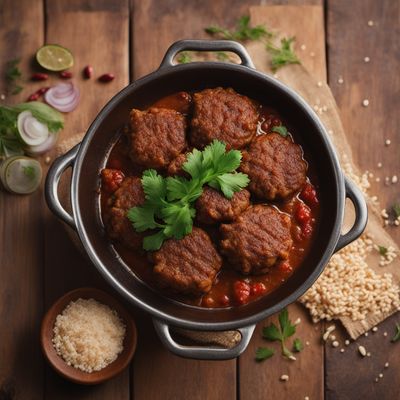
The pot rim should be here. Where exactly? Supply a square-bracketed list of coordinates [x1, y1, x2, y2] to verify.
[71, 61, 345, 330]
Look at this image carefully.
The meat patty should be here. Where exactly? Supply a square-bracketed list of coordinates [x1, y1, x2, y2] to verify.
[128, 107, 187, 169]
[190, 87, 259, 150]
[196, 186, 251, 224]
[104, 176, 145, 250]
[152, 227, 222, 296]
[240, 133, 307, 200]
[220, 205, 292, 275]
[167, 152, 189, 177]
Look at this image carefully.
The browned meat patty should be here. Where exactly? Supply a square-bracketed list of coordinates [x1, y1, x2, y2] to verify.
[128, 107, 187, 169]
[166, 152, 189, 177]
[240, 133, 307, 200]
[190, 87, 259, 150]
[196, 186, 251, 224]
[220, 205, 292, 275]
[104, 176, 145, 250]
[152, 227, 222, 296]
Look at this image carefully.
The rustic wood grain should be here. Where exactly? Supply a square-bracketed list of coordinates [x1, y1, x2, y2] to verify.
[326, 1, 400, 398]
[43, 0, 131, 397]
[0, 1, 44, 399]
[239, 5, 325, 400]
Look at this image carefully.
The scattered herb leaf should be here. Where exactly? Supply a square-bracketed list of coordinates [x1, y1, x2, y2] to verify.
[266, 37, 300, 72]
[262, 308, 296, 359]
[205, 15, 272, 41]
[5, 59, 23, 95]
[216, 51, 229, 62]
[378, 245, 388, 257]
[392, 204, 400, 219]
[128, 140, 249, 251]
[177, 51, 192, 64]
[392, 323, 400, 343]
[293, 338, 304, 352]
[255, 347, 274, 361]
[23, 166, 36, 179]
[272, 125, 288, 137]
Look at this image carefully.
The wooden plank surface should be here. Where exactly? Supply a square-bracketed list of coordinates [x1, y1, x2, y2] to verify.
[239, 5, 325, 400]
[0, 1, 44, 399]
[43, 0, 131, 398]
[326, 1, 400, 398]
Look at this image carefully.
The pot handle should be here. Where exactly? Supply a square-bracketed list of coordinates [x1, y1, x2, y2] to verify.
[153, 318, 255, 360]
[159, 39, 255, 69]
[334, 177, 368, 252]
[45, 144, 80, 230]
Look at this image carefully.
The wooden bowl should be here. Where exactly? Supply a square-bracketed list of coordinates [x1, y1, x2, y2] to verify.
[41, 287, 137, 385]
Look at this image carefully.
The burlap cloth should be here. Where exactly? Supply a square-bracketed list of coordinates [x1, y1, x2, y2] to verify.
[54, 16, 399, 345]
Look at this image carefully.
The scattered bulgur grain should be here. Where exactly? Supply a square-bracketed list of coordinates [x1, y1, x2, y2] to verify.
[384, 332, 388, 337]
[377, 162, 382, 168]
[300, 44, 306, 51]
[379, 373, 383, 378]
[317, 81, 323, 87]
[375, 378, 379, 382]
[392, 175, 398, 184]
[367, 352, 371, 357]
[304, 397, 310, 400]
[345, 340, 350, 346]
[384, 362, 389, 368]
[332, 341, 339, 348]
[322, 325, 336, 341]
[362, 99, 370, 107]
[372, 326, 378, 332]
[306, 341, 310, 346]
[365, 332, 369, 337]
[0, 94, 5, 100]
[45, 156, 51, 165]
[364, 56, 370, 63]
[340, 348, 345, 353]
[280, 374, 289, 382]
[294, 317, 301, 325]
[385, 139, 391, 146]
[338, 77, 344, 84]
[310, 52, 315, 57]
[358, 346, 367, 357]
[368, 20, 374, 26]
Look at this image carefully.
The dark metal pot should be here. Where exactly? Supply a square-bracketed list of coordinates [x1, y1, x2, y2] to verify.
[46, 40, 367, 360]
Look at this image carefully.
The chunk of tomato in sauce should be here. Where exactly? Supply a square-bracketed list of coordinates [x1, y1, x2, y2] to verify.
[295, 202, 314, 239]
[101, 168, 125, 193]
[250, 282, 267, 297]
[233, 280, 251, 305]
[300, 182, 319, 207]
[278, 261, 293, 275]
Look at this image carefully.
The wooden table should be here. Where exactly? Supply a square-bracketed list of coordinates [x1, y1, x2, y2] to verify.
[1, 1, 399, 399]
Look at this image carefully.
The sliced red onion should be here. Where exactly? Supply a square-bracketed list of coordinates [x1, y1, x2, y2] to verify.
[17, 111, 49, 146]
[44, 82, 80, 112]
[26, 132, 59, 156]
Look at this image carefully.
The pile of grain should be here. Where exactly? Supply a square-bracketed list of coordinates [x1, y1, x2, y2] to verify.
[300, 157, 400, 322]
[300, 234, 400, 321]
[53, 298, 126, 373]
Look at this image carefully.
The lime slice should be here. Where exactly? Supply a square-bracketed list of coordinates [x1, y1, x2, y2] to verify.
[36, 44, 74, 71]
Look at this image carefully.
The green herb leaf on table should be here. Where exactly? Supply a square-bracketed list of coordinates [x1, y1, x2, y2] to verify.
[266, 37, 300, 72]
[23, 166, 36, 179]
[378, 245, 388, 257]
[255, 347, 274, 362]
[205, 15, 272, 41]
[392, 204, 400, 219]
[262, 308, 297, 359]
[128, 140, 249, 251]
[5, 59, 23, 95]
[293, 338, 304, 352]
[177, 51, 192, 64]
[392, 323, 400, 343]
[271, 125, 288, 137]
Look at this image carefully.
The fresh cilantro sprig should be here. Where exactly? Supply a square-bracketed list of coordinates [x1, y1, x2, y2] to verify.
[127, 140, 249, 251]
[392, 323, 400, 343]
[262, 308, 297, 359]
[255, 347, 274, 362]
[392, 204, 400, 219]
[266, 37, 300, 72]
[205, 15, 273, 41]
[293, 338, 304, 352]
[271, 125, 288, 137]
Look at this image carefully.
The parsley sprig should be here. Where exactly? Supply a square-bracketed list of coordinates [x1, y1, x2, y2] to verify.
[266, 37, 300, 72]
[205, 15, 272, 41]
[262, 308, 297, 359]
[127, 140, 249, 251]
[255, 347, 274, 362]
